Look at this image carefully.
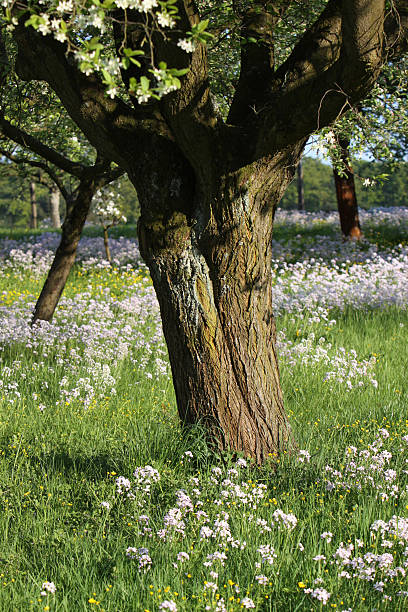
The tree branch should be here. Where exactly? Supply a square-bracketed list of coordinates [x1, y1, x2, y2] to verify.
[12, 22, 172, 171]
[227, 1, 281, 125]
[384, 0, 408, 58]
[254, 0, 392, 155]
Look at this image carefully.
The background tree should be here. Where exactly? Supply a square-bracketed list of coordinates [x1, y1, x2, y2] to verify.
[332, 137, 362, 239]
[297, 158, 305, 211]
[4, 0, 408, 462]
[92, 183, 127, 263]
[0, 33, 125, 321]
[312, 57, 408, 236]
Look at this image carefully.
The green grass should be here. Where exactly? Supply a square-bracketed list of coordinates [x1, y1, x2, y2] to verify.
[0, 226, 407, 611]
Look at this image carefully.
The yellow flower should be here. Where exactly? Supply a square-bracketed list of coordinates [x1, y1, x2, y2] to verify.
[298, 582, 306, 588]
[88, 597, 100, 605]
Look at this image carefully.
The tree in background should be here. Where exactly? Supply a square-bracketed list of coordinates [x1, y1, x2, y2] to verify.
[92, 184, 127, 264]
[0, 34, 124, 321]
[314, 58, 408, 237]
[4, 1, 408, 462]
[297, 158, 305, 211]
[332, 137, 362, 239]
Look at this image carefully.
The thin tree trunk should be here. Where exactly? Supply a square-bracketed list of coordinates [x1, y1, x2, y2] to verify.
[32, 176, 95, 323]
[297, 159, 305, 211]
[333, 139, 362, 239]
[49, 184, 61, 229]
[136, 159, 296, 463]
[103, 226, 112, 263]
[29, 181, 37, 229]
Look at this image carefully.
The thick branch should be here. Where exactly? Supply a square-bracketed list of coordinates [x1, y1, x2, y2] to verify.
[257, 0, 389, 154]
[228, 2, 279, 125]
[13, 22, 172, 171]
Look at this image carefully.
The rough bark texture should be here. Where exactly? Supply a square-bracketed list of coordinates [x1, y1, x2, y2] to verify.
[49, 184, 61, 229]
[297, 160, 305, 211]
[29, 181, 37, 229]
[32, 176, 96, 323]
[137, 151, 298, 463]
[333, 139, 362, 239]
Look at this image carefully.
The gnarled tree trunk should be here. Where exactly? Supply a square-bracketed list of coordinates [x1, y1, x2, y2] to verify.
[136, 155, 295, 463]
[32, 175, 96, 323]
[49, 184, 61, 229]
[333, 139, 362, 240]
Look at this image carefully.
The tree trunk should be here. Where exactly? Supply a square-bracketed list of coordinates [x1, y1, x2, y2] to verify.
[136, 158, 296, 463]
[297, 159, 305, 211]
[49, 184, 61, 229]
[103, 226, 112, 263]
[29, 181, 37, 229]
[333, 139, 362, 240]
[32, 177, 95, 323]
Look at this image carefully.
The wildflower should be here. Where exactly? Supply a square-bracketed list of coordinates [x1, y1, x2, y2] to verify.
[241, 598, 255, 609]
[298, 449, 311, 463]
[100, 501, 110, 509]
[40, 582, 56, 596]
[255, 574, 269, 585]
[204, 581, 218, 592]
[304, 587, 331, 605]
[159, 601, 177, 611]
[126, 547, 152, 572]
[320, 531, 333, 543]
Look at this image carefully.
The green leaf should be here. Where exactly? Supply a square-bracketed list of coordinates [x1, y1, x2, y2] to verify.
[140, 76, 150, 92]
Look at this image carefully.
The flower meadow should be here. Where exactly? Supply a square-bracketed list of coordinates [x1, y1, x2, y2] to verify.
[0, 208, 408, 611]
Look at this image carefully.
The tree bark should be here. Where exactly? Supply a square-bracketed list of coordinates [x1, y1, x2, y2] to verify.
[103, 226, 112, 264]
[29, 180, 37, 229]
[333, 139, 362, 240]
[137, 157, 296, 463]
[32, 176, 95, 323]
[297, 159, 305, 211]
[49, 184, 61, 229]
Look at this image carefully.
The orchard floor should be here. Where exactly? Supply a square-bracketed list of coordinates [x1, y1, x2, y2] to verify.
[0, 207, 408, 611]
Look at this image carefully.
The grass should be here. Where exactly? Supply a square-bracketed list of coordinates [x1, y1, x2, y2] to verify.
[0, 220, 407, 611]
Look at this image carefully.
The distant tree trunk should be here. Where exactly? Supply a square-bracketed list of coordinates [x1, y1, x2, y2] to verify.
[32, 175, 96, 324]
[29, 181, 37, 229]
[103, 226, 112, 263]
[49, 184, 61, 229]
[136, 155, 296, 464]
[333, 139, 362, 239]
[297, 159, 305, 211]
